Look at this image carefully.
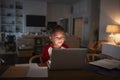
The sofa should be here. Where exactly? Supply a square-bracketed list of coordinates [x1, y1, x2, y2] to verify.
[16, 34, 81, 57]
[16, 36, 34, 57]
[17, 34, 81, 49]
[65, 35, 81, 48]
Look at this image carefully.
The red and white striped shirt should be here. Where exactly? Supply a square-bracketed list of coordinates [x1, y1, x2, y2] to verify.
[41, 43, 68, 63]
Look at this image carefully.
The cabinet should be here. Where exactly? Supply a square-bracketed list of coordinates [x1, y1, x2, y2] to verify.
[33, 37, 43, 55]
[0, 0, 24, 33]
[102, 43, 120, 59]
[33, 36, 50, 55]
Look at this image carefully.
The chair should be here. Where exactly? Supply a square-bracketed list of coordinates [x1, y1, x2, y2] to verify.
[1, 32, 6, 49]
[29, 54, 42, 63]
[5, 35, 16, 52]
[0, 58, 5, 66]
[65, 35, 81, 48]
[86, 54, 100, 62]
[87, 41, 100, 54]
[86, 53, 119, 62]
[87, 40, 107, 54]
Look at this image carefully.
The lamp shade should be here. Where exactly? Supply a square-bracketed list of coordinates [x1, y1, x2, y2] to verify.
[106, 25, 120, 33]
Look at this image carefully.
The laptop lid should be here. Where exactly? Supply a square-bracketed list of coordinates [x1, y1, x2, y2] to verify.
[48, 48, 87, 70]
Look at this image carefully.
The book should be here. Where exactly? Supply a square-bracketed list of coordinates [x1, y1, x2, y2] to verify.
[89, 59, 120, 69]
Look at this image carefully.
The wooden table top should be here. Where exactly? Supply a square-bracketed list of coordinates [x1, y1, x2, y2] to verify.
[0, 64, 120, 80]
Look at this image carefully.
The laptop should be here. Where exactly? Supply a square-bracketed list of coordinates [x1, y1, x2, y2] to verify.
[47, 48, 87, 70]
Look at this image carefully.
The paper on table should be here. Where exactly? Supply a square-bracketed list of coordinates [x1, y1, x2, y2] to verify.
[15, 63, 39, 68]
[15, 63, 48, 77]
[89, 59, 120, 69]
[26, 66, 48, 77]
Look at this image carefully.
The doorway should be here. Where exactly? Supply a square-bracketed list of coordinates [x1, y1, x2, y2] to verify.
[73, 17, 83, 38]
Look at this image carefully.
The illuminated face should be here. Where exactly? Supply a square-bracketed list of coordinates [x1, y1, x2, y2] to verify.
[49, 31, 65, 48]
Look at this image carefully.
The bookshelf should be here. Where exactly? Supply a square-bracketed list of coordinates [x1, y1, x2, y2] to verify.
[0, 0, 24, 33]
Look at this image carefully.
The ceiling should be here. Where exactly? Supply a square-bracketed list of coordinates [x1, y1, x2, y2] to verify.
[46, 0, 80, 4]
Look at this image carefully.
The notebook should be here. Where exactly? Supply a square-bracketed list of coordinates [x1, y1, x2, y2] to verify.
[47, 48, 87, 70]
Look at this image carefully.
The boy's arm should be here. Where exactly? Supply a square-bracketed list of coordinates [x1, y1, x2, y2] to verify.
[41, 45, 50, 63]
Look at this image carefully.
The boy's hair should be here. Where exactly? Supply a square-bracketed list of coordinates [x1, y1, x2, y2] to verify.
[50, 25, 65, 35]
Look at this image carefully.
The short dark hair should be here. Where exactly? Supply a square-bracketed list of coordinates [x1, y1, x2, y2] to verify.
[50, 25, 65, 35]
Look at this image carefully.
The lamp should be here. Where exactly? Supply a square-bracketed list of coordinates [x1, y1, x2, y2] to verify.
[106, 24, 120, 45]
[106, 25, 120, 33]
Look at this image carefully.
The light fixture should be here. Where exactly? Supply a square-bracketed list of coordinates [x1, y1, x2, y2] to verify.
[106, 25, 120, 33]
[106, 24, 120, 45]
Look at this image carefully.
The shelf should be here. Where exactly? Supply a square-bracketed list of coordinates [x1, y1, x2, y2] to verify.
[0, 0, 24, 33]
[1, 7, 15, 10]
[1, 23, 15, 25]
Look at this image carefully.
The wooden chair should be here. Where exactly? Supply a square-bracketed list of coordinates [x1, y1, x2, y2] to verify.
[86, 53, 120, 62]
[5, 35, 16, 52]
[87, 54, 100, 62]
[87, 41, 100, 54]
[29, 54, 42, 64]
[1, 32, 6, 49]
[0, 58, 5, 66]
[87, 40, 107, 54]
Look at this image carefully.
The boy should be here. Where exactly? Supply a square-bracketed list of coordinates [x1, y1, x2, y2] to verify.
[41, 25, 68, 63]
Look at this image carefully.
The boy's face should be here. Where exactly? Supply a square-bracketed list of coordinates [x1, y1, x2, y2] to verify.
[49, 31, 65, 48]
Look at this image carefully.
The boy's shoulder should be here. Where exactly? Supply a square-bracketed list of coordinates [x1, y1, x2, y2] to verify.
[62, 43, 69, 48]
[44, 43, 52, 49]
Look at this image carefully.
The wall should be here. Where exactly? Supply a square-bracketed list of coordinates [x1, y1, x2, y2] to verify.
[90, 0, 100, 41]
[24, 0, 47, 32]
[72, 0, 91, 47]
[99, 0, 120, 40]
[24, 1, 71, 33]
[47, 3, 71, 33]
[47, 3, 71, 22]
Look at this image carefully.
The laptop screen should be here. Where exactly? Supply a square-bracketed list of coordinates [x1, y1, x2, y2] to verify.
[47, 48, 87, 70]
